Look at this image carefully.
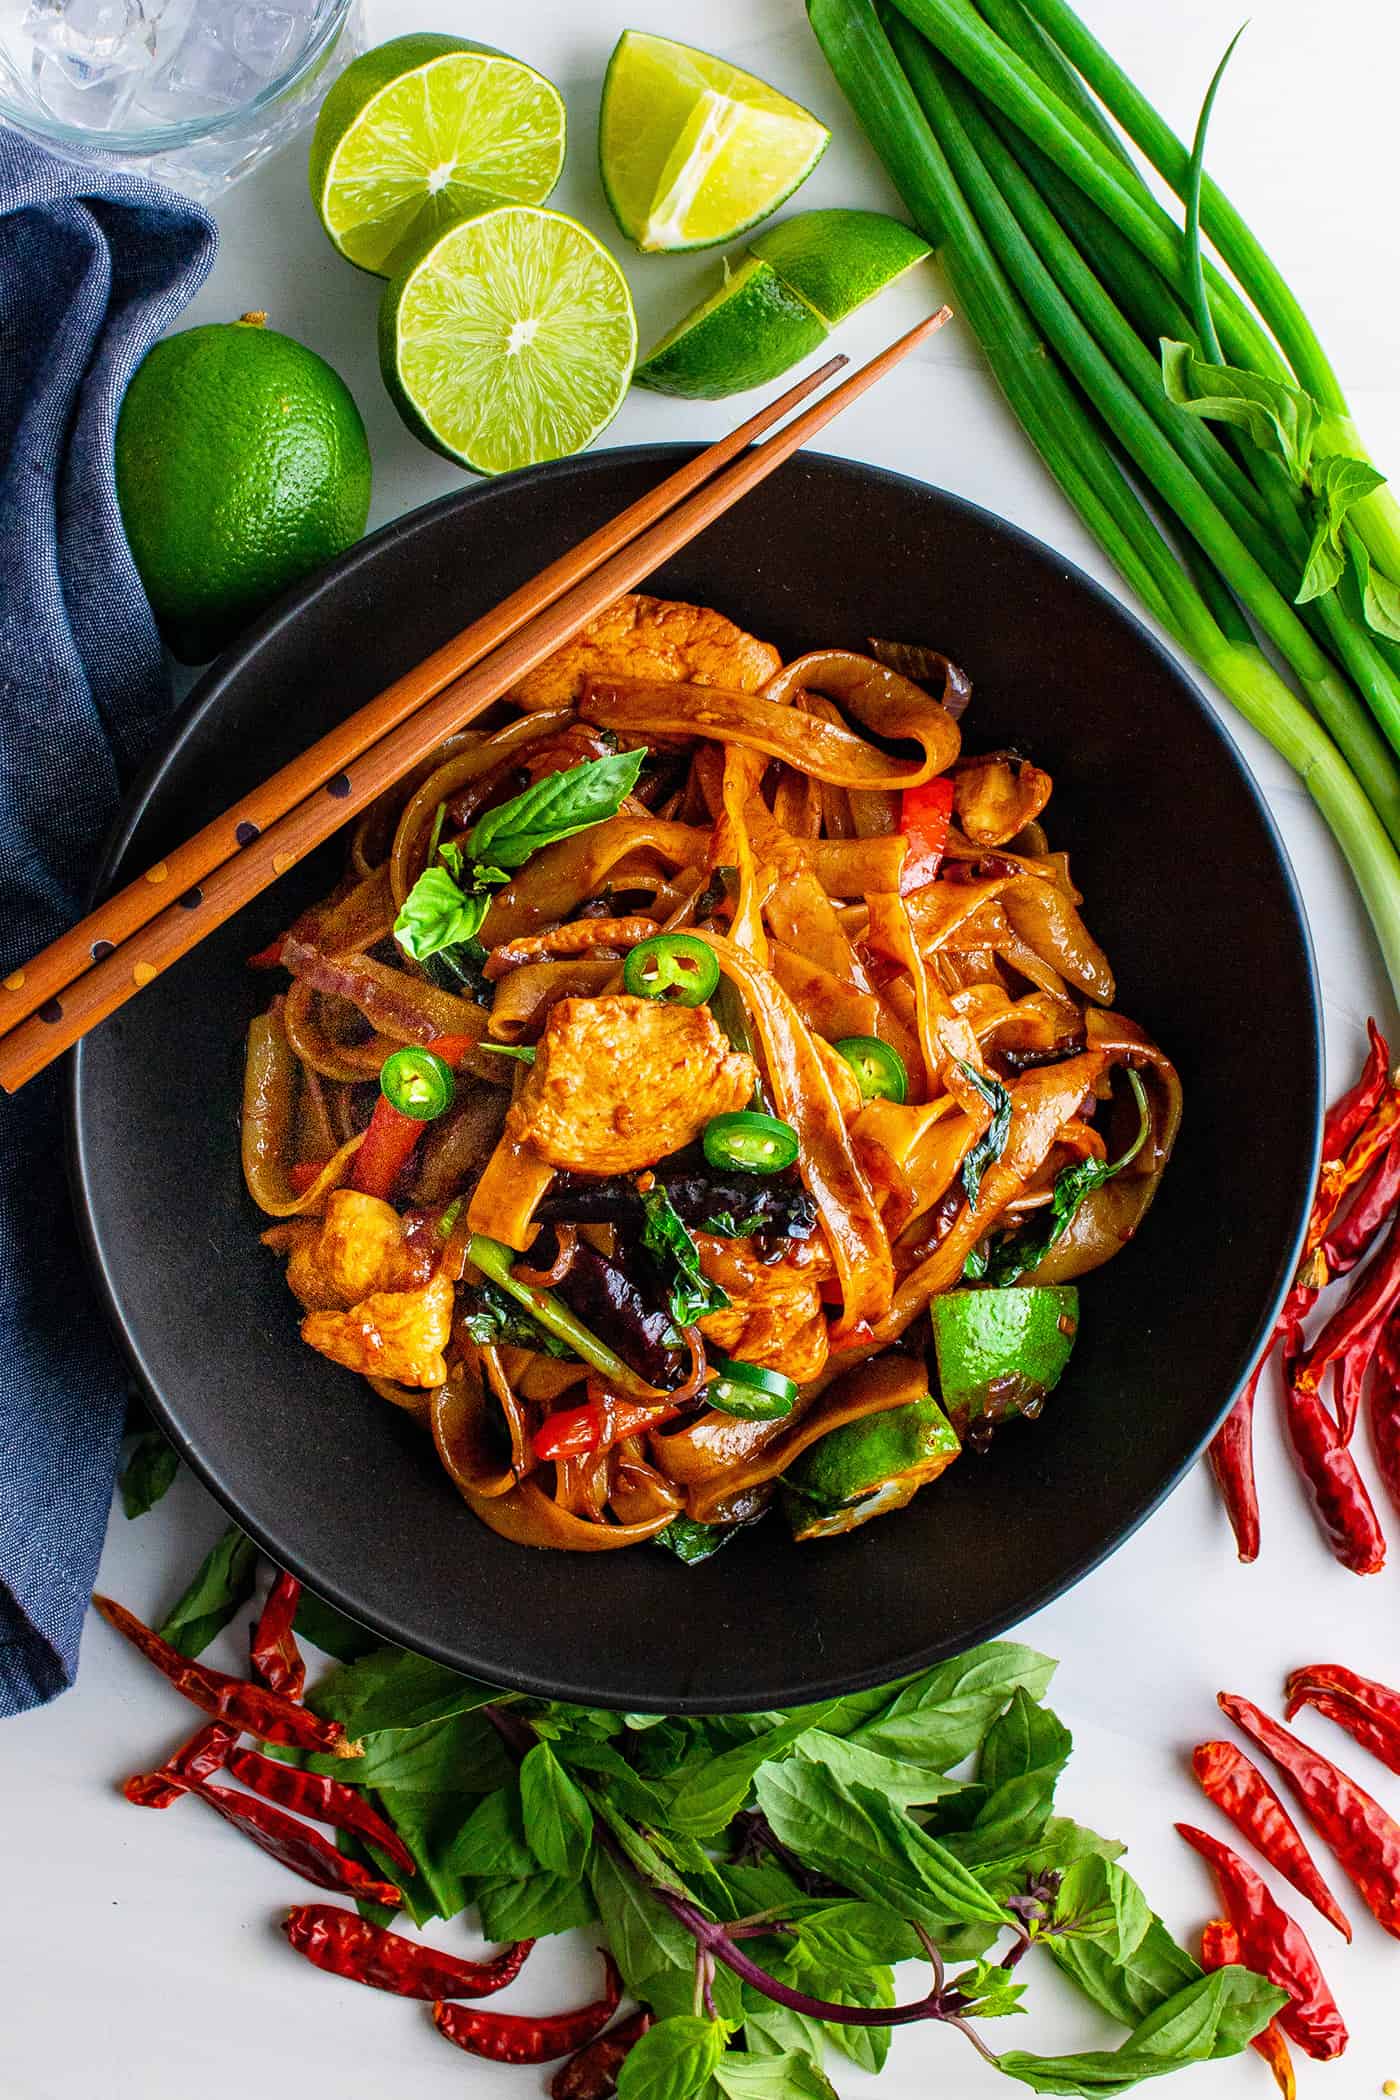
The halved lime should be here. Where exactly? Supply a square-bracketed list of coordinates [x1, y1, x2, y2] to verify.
[749, 208, 932, 325]
[634, 255, 825, 399]
[380, 207, 637, 476]
[599, 29, 829, 253]
[311, 33, 566, 276]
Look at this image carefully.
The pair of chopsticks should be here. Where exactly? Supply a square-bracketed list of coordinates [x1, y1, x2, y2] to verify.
[0, 307, 951, 1094]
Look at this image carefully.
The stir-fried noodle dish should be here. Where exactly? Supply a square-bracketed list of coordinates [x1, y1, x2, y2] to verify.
[243, 593, 1180, 1557]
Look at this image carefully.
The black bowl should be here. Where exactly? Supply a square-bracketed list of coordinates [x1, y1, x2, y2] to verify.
[69, 448, 1320, 1710]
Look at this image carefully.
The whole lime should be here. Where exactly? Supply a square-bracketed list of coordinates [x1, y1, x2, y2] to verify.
[115, 313, 372, 664]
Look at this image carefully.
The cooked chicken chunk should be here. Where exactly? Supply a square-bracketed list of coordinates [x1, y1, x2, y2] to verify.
[511, 593, 781, 711]
[696, 1232, 831, 1384]
[508, 994, 755, 1174]
[263, 1190, 427, 1312]
[301, 1271, 454, 1389]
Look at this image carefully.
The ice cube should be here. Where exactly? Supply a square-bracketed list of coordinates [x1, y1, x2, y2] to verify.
[22, 0, 152, 63]
[29, 44, 131, 122]
[226, 3, 300, 76]
[136, 12, 257, 116]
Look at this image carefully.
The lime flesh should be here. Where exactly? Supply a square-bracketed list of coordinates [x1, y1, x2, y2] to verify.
[600, 29, 828, 253]
[311, 34, 566, 276]
[380, 207, 637, 476]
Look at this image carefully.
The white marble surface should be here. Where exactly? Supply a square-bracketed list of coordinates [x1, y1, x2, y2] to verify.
[7, 1, 1400, 2093]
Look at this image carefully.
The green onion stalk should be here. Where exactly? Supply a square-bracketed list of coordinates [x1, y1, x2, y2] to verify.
[806, 0, 1400, 1000]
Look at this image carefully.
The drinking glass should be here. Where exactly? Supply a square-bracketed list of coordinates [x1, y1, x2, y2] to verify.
[0, 0, 365, 198]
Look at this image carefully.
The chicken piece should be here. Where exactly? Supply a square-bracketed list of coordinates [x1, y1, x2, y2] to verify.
[953, 752, 1053, 848]
[507, 994, 755, 1174]
[263, 1190, 429, 1312]
[697, 1232, 832, 1384]
[511, 593, 781, 711]
[301, 1271, 455, 1389]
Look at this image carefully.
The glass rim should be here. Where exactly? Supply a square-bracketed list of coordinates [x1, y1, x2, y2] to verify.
[0, 0, 356, 154]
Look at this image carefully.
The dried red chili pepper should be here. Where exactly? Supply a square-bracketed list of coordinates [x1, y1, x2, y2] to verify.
[1293, 1208, 1400, 1402]
[1208, 1347, 1270, 1563]
[1322, 1019, 1390, 1162]
[1370, 1305, 1400, 1516]
[1192, 1741, 1350, 1939]
[283, 1904, 533, 2000]
[187, 1778, 402, 1905]
[1280, 1363, 1385, 1572]
[226, 1746, 415, 1878]
[432, 1950, 622, 2064]
[1199, 1919, 1296, 2099]
[92, 1592, 358, 1757]
[1220, 1692, 1400, 1940]
[249, 1570, 306, 1700]
[1320, 1137, 1400, 1280]
[549, 2010, 653, 2100]
[1333, 1316, 1383, 1443]
[124, 1721, 236, 1809]
[1300, 1084, 1400, 1273]
[1285, 1664, 1400, 1778]
[1176, 1823, 1346, 2059]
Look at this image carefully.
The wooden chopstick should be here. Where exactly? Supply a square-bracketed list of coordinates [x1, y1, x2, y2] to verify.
[0, 308, 951, 1094]
[0, 352, 846, 1046]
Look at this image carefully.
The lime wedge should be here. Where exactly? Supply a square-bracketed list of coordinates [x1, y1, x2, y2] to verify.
[380, 207, 637, 476]
[311, 33, 566, 276]
[634, 256, 825, 400]
[635, 208, 931, 400]
[599, 29, 829, 253]
[749, 208, 932, 324]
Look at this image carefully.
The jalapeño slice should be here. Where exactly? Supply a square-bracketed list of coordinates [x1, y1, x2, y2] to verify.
[623, 932, 721, 1005]
[702, 1110, 800, 1174]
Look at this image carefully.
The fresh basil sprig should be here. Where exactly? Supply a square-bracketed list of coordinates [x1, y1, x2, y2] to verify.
[985, 1070, 1150, 1287]
[394, 747, 647, 964]
[641, 1184, 730, 1329]
[957, 1061, 1013, 1210]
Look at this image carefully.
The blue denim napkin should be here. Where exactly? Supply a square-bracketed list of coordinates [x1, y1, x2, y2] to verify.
[0, 126, 215, 1714]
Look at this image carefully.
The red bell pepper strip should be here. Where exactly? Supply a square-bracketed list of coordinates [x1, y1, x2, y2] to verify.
[898, 775, 955, 894]
[350, 1033, 477, 1201]
[1177, 1823, 1346, 2059]
[1199, 1919, 1296, 2097]
[287, 1160, 328, 1195]
[533, 1392, 686, 1463]
[247, 937, 288, 970]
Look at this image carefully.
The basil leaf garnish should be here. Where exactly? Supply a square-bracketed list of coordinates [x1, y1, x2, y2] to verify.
[467, 746, 646, 870]
[985, 1070, 1150, 1285]
[641, 1184, 730, 1328]
[956, 1061, 1012, 1210]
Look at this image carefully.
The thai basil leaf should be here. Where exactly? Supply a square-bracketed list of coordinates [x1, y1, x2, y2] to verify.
[372, 1785, 477, 1926]
[999, 1966, 1288, 2092]
[986, 1071, 1149, 1285]
[710, 2050, 838, 2100]
[519, 1741, 594, 1880]
[1352, 532, 1400, 643]
[475, 1867, 597, 1941]
[794, 1728, 965, 1808]
[156, 1524, 258, 1659]
[699, 1209, 769, 1238]
[419, 935, 490, 1001]
[119, 1428, 179, 1519]
[948, 1768, 1061, 1870]
[655, 1515, 743, 1565]
[666, 1708, 836, 1837]
[309, 1644, 501, 1736]
[957, 1060, 1012, 1209]
[445, 1783, 535, 1880]
[589, 1845, 742, 2023]
[468, 747, 646, 868]
[1048, 1916, 1202, 2031]
[815, 1958, 894, 2073]
[1296, 454, 1387, 603]
[298, 1710, 514, 1792]
[292, 1588, 379, 1663]
[787, 1899, 921, 1968]
[850, 1641, 1057, 1771]
[1160, 339, 1317, 480]
[979, 1689, 1073, 1791]
[952, 1957, 1029, 2020]
[392, 864, 493, 961]
[551, 1739, 672, 1825]
[737, 1995, 827, 2070]
[753, 1763, 1008, 1929]
[641, 1185, 730, 1328]
[616, 2016, 727, 2100]
[459, 1281, 575, 1357]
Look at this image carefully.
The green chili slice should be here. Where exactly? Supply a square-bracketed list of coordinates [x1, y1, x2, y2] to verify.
[833, 1034, 909, 1104]
[623, 932, 721, 1006]
[702, 1110, 800, 1175]
[379, 1046, 455, 1122]
[706, 1351, 798, 1420]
